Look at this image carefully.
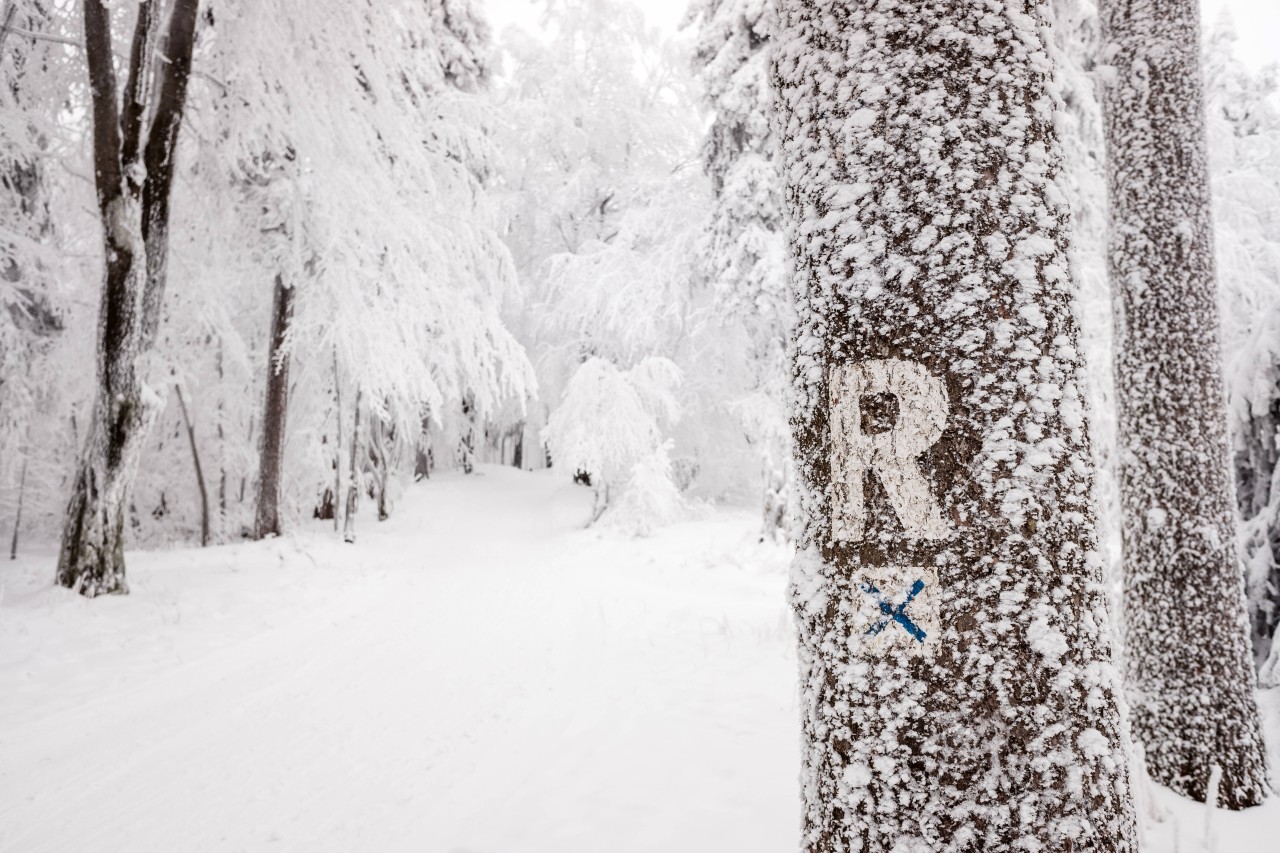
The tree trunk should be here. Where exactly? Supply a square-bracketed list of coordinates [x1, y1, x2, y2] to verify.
[1235, 392, 1280, 678]
[343, 388, 363, 543]
[773, 2, 1138, 849]
[252, 274, 294, 539]
[57, 0, 201, 596]
[414, 414, 432, 480]
[9, 455, 26, 560]
[367, 411, 395, 521]
[1098, 0, 1269, 809]
[332, 350, 343, 532]
[760, 457, 788, 545]
[174, 384, 210, 546]
[215, 338, 228, 535]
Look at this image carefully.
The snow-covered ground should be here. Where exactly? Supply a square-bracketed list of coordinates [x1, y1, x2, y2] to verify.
[1, 467, 1277, 851]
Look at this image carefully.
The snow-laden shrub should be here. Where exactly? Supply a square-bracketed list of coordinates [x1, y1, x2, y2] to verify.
[601, 441, 685, 537]
[543, 356, 683, 528]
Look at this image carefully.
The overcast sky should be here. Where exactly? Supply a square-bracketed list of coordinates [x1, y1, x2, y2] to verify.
[486, 0, 1280, 70]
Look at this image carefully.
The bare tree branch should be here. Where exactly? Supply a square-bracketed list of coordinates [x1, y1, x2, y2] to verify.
[82, 0, 123, 217]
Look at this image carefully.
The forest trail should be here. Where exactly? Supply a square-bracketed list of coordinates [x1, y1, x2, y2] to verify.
[0, 468, 797, 852]
[1, 467, 1278, 852]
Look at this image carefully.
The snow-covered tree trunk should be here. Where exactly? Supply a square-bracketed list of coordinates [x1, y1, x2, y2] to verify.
[57, 0, 200, 596]
[342, 388, 363, 544]
[253, 274, 294, 539]
[174, 384, 210, 546]
[1097, 0, 1269, 808]
[1237, 402, 1280, 674]
[773, 1, 1138, 849]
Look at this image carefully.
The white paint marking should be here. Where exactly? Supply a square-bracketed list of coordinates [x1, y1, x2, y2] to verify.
[829, 358, 949, 542]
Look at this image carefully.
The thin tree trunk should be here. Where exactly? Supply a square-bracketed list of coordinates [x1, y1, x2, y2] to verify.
[57, 0, 201, 596]
[343, 388, 363, 543]
[414, 414, 432, 481]
[239, 413, 252, 505]
[332, 349, 343, 533]
[368, 411, 394, 521]
[1099, 0, 1269, 809]
[760, 457, 788, 545]
[1235, 397, 1280, 675]
[773, 1, 1137, 848]
[9, 455, 26, 560]
[215, 338, 227, 532]
[174, 384, 210, 547]
[252, 274, 294, 539]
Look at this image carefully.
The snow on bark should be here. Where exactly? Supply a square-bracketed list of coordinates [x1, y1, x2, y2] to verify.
[1204, 17, 1280, 682]
[253, 273, 293, 540]
[58, 0, 200, 596]
[1097, 0, 1269, 809]
[773, 1, 1138, 849]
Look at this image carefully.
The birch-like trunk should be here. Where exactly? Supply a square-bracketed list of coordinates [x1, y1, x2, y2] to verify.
[774, 1, 1138, 848]
[1098, 0, 1269, 808]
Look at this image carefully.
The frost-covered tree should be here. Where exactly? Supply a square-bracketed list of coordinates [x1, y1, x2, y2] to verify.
[0, 0, 74, 556]
[542, 356, 682, 526]
[1097, 0, 1269, 808]
[179, 0, 532, 541]
[774, 1, 1138, 848]
[1205, 17, 1280, 685]
[56, 0, 201, 595]
[687, 0, 793, 541]
[498, 0, 734, 525]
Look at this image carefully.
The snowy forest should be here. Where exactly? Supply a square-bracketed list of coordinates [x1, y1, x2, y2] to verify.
[2, 0, 1280, 850]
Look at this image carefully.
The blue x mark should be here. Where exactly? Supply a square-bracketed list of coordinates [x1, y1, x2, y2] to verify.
[860, 579, 927, 642]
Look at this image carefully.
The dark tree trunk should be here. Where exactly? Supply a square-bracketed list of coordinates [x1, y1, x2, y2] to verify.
[57, 0, 201, 596]
[332, 350, 343, 532]
[1236, 397, 1280, 672]
[252, 274, 294, 539]
[1098, 0, 1269, 809]
[9, 454, 26, 560]
[414, 414, 432, 481]
[459, 392, 476, 474]
[774, 1, 1137, 848]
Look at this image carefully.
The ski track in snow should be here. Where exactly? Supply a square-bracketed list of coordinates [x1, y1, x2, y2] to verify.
[0, 468, 797, 852]
[1, 466, 1278, 851]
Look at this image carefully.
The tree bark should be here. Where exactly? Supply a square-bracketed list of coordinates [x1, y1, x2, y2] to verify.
[1236, 401, 1280, 674]
[1098, 0, 1269, 808]
[57, 0, 200, 596]
[367, 411, 395, 521]
[9, 454, 26, 560]
[332, 349, 343, 532]
[174, 384, 210, 546]
[252, 274, 293, 539]
[343, 388, 363, 543]
[773, 1, 1138, 849]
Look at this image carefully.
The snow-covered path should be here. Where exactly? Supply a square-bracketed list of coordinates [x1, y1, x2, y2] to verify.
[3, 467, 1278, 851]
[1, 469, 797, 852]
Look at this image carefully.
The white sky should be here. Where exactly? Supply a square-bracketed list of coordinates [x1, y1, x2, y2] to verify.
[1203, 0, 1280, 69]
[485, 0, 1280, 70]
